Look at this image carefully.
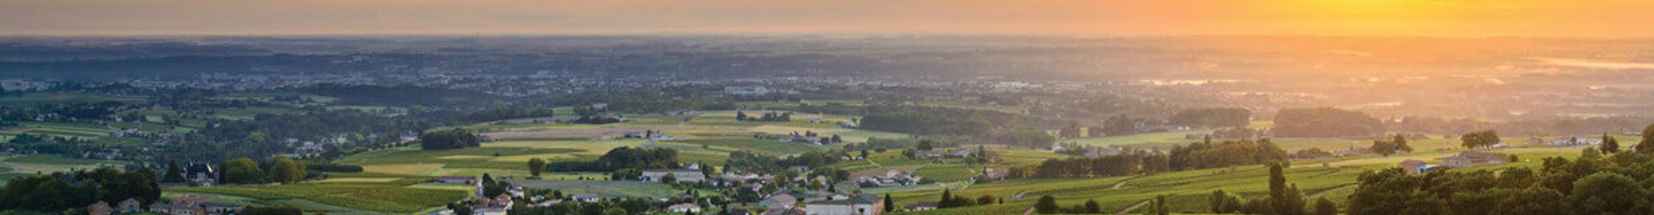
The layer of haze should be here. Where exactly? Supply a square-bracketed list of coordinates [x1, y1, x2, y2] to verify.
[5, 0, 1654, 37]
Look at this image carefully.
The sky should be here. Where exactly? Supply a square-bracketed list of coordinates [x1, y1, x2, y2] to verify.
[5, 0, 1654, 37]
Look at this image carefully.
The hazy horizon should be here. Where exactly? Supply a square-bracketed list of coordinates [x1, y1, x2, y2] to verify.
[8, 0, 1654, 38]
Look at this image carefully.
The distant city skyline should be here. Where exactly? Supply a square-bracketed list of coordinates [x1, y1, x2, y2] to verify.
[5, 0, 1654, 38]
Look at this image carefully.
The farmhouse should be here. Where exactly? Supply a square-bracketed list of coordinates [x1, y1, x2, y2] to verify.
[1441, 151, 1508, 168]
[802, 194, 884, 215]
[1398, 160, 1436, 175]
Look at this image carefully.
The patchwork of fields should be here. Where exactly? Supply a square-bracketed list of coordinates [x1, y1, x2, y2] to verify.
[133, 112, 1629, 214]
[176, 111, 913, 213]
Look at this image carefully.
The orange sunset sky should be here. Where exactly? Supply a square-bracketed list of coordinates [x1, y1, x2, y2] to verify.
[4, 0, 1653, 37]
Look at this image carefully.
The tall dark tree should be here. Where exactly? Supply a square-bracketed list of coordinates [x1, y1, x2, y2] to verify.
[1268, 163, 1306, 215]
[222, 157, 264, 184]
[939, 189, 953, 208]
[1638, 124, 1654, 153]
[528, 158, 547, 177]
[883, 193, 896, 213]
[162, 160, 186, 183]
[1567, 172, 1649, 215]
[270, 157, 305, 184]
[420, 129, 482, 150]
[1313, 197, 1337, 215]
[1035, 195, 1059, 214]
[1153, 195, 1170, 215]
[1460, 130, 1500, 149]
[1601, 133, 1620, 154]
[1084, 199, 1102, 213]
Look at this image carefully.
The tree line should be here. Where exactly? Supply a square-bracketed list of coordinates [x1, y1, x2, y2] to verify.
[547, 147, 680, 173]
[1346, 147, 1654, 215]
[420, 129, 482, 150]
[1169, 107, 1251, 128]
[1272, 107, 1385, 138]
[0, 168, 162, 213]
[208, 157, 309, 185]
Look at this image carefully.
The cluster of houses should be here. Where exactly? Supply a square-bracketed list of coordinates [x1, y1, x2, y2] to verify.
[1533, 136, 1604, 147]
[856, 170, 922, 188]
[86, 195, 242, 215]
[429, 176, 527, 215]
[753, 131, 843, 145]
[640, 168, 709, 184]
[760, 192, 885, 215]
[1398, 151, 1511, 174]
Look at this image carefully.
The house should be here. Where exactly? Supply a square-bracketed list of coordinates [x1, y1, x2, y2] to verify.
[292, 142, 327, 158]
[667, 203, 703, 213]
[761, 193, 797, 210]
[148, 195, 236, 215]
[434, 176, 475, 184]
[1399, 160, 1436, 175]
[148, 202, 185, 215]
[117, 198, 143, 214]
[946, 149, 975, 158]
[1441, 151, 1508, 168]
[475, 207, 508, 215]
[184, 162, 217, 185]
[200, 202, 242, 214]
[714, 173, 766, 187]
[802, 194, 884, 215]
[762, 208, 807, 215]
[640, 169, 707, 183]
[572, 194, 601, 203]
[88, 201, 113, 215]
[976, 168, 1009, 181]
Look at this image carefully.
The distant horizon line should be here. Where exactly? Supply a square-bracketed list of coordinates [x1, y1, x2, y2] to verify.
[2, 31, 1651, 41]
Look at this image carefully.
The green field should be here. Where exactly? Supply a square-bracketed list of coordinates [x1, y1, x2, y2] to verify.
[0, 155, 126, 183]
[0, 93, 146, 106]
[169, 178, 468, 214]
